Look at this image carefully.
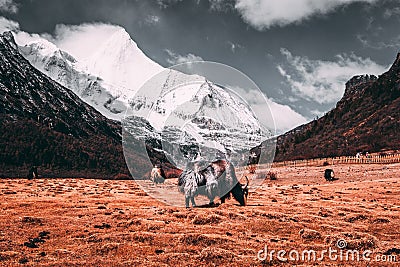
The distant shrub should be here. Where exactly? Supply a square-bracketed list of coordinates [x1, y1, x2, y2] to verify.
[268, 171, 277, 180]
[248, 165, 257, 174]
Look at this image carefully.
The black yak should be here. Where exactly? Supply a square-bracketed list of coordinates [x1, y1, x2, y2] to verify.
[27, 166, 38, 180]
[178, 160, 249, 208]
[324, 169, 338, 181]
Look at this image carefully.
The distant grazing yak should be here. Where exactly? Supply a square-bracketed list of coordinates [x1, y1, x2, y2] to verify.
[27, 166, 38, 180]
[150, 165, 166, 184]
[324, 169, 338, 181]
[178, 159, 249, 208]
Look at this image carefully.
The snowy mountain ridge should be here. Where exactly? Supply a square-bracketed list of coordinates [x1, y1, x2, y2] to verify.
[82, 28, 163, 97]
[15, 28, 163, 120]
[14, 28, 270, 161]
[126, 70, 270, 164]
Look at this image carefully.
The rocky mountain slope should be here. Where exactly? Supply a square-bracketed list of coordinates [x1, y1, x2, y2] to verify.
[124, 70, 271, 169]
[16, 30, 271, 167]
[274, 53, 400, 161]
[16, 32, 269, 162]
[4, 27, 273, 178]
[0, 32, 147, 178]
[15, 29, 163, 120]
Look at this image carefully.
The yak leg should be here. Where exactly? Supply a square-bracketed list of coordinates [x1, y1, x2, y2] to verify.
[206, 181, 218, 206]
[208, 188, 219, 206]
[185, 196, 190, 208]
[220, 192, 230, 204]
[220, 196, 226, 204]
[208, 190, 216, 206]
[185, 195, 191, 209]
[190, 197, 196, 207]
[208, 196, 215, 206]
[209, 199, 215, 206]
[185, 195, 196, 208]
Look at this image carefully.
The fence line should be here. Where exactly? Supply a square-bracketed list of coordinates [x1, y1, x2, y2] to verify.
[237, 153, 400, 172]
[272, 153, 400, 168]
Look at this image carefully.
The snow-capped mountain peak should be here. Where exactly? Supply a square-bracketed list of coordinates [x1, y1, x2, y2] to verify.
[20, 38, 59, 57]
[127, 70, 270, 165]
[13, 26, 270, 165]
[17, 35, 80, 68]
[83, 28, 163, 98]
[14, 27, 165, 120]
[16, 34, 129, 120]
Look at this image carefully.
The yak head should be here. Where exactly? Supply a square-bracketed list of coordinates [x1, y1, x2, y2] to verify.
[231, 176, 249, 206]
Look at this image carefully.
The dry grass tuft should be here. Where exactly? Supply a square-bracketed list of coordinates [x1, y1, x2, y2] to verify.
[299, 229, 322, 241]
[0, 251, 20, 261]
[97, 242, 121, 255]
[345, 214, 369, 223]
[178, 234, 225, 246]
[21, 216, 42, 224]
[198, 247, 236, 263]
[192, 214, 222, 225]
[131, 233, 154, 243]
[325, 232, 379, 250]
[0, 163, 398, 266]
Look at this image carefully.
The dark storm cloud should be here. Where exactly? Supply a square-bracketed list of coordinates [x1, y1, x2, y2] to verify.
[2, 0, 399, 125]
[0, 0, 18, 14]
[207, 0, 235, 12]
[156, 0, 184, 9]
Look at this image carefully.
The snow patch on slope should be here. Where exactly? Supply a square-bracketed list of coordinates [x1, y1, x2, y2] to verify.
[14, 28, 164, 120]
[82, 28, 164, 99]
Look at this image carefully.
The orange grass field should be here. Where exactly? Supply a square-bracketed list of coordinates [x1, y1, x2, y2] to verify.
[0, 163, 399, 266]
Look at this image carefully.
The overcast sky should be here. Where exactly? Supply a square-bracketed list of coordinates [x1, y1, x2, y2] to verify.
[1, 0, 399, 132]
